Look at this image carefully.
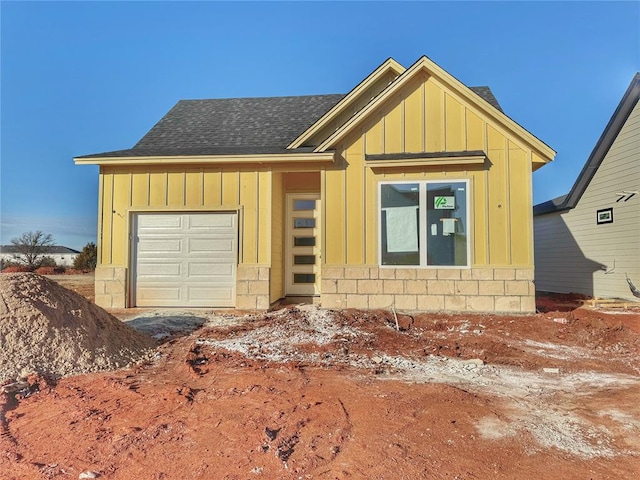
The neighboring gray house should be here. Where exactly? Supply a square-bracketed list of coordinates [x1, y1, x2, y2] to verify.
[534, 73, 640, 301]
[0, 245, 81, 267]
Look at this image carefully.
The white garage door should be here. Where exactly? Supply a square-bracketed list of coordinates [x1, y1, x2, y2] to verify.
[133, 212, 237, 307]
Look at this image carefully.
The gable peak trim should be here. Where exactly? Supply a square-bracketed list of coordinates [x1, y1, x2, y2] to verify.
[286, 57, 406, 149]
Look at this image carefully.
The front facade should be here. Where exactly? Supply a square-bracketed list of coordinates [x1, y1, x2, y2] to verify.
[76, 56, 555, 312]
[534, 74, 640, 301]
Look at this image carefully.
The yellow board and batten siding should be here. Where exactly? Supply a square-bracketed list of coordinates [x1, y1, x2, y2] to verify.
[304, 70, 401, 148]
[97, 165, 324, 303]
[98, 165, 274, 269]
[323, 74, 536, 269]
[270, 172, 284, 302]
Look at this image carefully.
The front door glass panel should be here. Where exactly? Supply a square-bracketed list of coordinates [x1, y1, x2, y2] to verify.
[286, 193, 321, 295]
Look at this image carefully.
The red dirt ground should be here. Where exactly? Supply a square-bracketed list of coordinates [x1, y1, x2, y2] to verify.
[2, 278, 639, 480]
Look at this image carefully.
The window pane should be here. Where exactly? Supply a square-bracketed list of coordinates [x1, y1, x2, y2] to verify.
[294, 273, 315, 284]
[380, 183, 420, 265]
[294, 255, 315, 265]
[294, 236, 316, 247]
[294, 218, 316, 228]
[426, 182, 467, 266]
[293, 199, 316, 211]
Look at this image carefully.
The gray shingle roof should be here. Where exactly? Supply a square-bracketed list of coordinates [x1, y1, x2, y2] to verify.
[470, 86, 503, 112]
[78, 94, 345, 158]
[77, 88, 503, 159]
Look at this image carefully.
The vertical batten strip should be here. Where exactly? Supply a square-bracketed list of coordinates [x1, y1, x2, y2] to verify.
[441, 89, 447, 151]
[183, 169, 186, 206]
[421, 81, 426, 152]
[97, 172, 104, 265]
[505, 139, 512, 265]
[108, 173, 114, 264]
[484, 123, 490, 265]
[255, 170, 260, 264]
[200, 170, 204, 207]
[128, 172, 133, 208]
[321, 169, 326, 266]
[464, 107, 468, 151]
[526, 152, 534, 265]
[401, 95, 406, 153]
[362, 133, 367, 263]
[342, 146, 348, 264]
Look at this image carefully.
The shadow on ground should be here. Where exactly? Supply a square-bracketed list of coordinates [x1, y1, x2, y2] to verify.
[125, 313, 208, 341]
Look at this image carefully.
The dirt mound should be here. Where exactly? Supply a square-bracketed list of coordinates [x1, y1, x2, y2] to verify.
[0, 273, 155, 382]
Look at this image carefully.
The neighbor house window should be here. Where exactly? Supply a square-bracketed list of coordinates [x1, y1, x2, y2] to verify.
[380, 181, 469, 267]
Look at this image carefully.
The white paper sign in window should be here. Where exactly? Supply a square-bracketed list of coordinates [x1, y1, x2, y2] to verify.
[442, 218, 456, 236]
[385, 206, 419, 252]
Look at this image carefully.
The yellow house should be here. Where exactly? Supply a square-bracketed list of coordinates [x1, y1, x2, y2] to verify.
[75, 56, 555, 312]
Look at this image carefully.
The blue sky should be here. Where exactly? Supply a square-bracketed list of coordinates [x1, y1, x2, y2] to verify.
[1, 1, 638, 250]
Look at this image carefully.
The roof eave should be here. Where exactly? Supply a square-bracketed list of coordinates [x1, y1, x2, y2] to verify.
[533, 203, 570, 216]
[74, 151, 336, 166]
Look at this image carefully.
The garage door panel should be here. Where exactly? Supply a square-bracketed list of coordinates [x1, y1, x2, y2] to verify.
[134, 212, 237, 307]
[189, 214, 236, 229]
[188, 262, 234, 277]
[138, 215, 183, 230]
[137, 286, 182, 301]
[137, 263, 182, 277]
[188, 238, 235, 253]
[138, 239, 183, 254]
[187, 286, 235, 302]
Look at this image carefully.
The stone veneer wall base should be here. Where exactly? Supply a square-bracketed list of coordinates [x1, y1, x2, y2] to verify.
[320, 266, 535, 313]
[236, 265, 271, 310]
[95, 266, 127, 309]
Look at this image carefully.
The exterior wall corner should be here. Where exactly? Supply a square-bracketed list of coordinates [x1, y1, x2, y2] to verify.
[94, 265, 127, 309]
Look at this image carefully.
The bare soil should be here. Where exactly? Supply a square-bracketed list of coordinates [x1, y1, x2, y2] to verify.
[1, 274, 639, 480]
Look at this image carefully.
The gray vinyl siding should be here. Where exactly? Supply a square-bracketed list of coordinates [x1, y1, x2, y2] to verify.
[534, 101, 640, 300]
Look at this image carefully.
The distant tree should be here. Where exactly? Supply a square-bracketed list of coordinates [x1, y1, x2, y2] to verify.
[73, 242, 98, 270]
[10, 231, 55, 270]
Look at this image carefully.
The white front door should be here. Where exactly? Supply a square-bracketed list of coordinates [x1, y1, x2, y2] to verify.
[133, 212, 237, 307]
[285, 194, 321, 296]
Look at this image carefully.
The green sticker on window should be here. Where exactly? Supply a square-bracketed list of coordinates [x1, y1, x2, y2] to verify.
[434, 196, 455, 209]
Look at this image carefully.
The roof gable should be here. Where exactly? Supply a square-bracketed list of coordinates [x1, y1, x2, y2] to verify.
[287, 58, 405, 149]
[534, 73, 640, 216]
[75, 55, 544, 164]
[313, 56, 555, 162]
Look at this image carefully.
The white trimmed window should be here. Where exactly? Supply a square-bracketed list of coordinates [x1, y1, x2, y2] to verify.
[379, 180, 469, 267]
